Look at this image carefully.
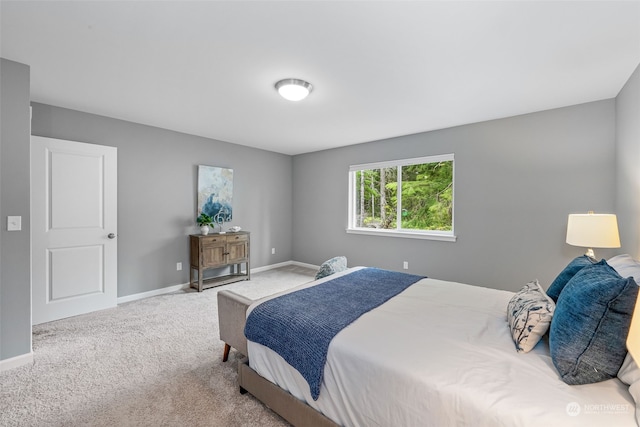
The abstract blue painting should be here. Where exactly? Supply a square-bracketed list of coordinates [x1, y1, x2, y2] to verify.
[197, 165, 233, 222]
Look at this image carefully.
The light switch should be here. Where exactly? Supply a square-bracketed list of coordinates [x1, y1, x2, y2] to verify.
[7, 216, 21, 231]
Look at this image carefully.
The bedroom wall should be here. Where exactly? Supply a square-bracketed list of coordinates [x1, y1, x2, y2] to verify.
[0, 58, 32, 361]
[292, 100, 618, 292]
[616, 63, 640, 259]
[30, 103, 294, 297]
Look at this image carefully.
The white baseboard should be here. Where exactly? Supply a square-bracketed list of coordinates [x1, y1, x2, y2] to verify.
[117, 283, 190, 304]
[117, 260, 319, 304]
[249, 260, 319, 273]
[290, 260, 320, 270]
[0, 351, 33, 372]
[250, 260, 294, 274]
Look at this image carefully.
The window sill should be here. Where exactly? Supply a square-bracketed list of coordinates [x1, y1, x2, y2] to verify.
[345, 228, 457, 242]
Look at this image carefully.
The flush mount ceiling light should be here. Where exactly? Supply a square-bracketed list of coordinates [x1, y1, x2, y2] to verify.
[275, 78, 313, 101]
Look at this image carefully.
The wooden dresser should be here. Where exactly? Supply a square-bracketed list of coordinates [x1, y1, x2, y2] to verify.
[189, 231, 250, 292]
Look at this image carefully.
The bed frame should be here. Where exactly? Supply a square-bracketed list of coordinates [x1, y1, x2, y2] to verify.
[218, 289, 337, 426]
[238, 357, 338, 427]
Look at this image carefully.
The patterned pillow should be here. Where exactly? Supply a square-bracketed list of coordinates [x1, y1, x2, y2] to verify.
[549, 262, 638, 384]
[546, 255, 602, 302]
[315, 256, 347, 280]
[507, 280, 555, 353]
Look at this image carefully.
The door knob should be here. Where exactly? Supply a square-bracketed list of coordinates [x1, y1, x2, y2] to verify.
[108, 233, 116, 239]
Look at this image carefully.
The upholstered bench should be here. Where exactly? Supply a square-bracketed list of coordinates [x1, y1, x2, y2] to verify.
[218, 290, 253, 362]
[217, 256, 347, 361]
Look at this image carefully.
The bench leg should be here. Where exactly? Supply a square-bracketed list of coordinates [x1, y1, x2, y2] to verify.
[223, 343, 231, 362]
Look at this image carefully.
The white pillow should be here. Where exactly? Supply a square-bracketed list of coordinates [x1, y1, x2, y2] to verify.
[507, 280, 555, 353]
[618, 353, 640, 425]
[608, 254, 640, 283]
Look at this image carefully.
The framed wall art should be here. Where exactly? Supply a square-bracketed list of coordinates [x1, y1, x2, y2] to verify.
[197, 165, 233, 223]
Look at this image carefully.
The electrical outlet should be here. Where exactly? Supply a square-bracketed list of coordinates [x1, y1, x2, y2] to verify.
[7, 216, 21, 231]
[271, 248, 276, 255]
[403, 261, 409, 270]
[176, 262, 182, 271]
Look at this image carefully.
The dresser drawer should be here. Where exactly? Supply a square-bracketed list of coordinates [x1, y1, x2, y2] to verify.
[227, 233, 248, 242]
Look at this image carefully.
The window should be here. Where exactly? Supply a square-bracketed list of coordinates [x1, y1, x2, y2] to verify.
[347, 154, 455, 241]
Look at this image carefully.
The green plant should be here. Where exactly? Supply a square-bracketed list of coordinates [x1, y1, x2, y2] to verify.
[196, 213, 213, 227]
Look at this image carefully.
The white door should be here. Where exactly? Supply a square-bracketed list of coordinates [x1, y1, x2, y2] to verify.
[31, 136, 117, 325]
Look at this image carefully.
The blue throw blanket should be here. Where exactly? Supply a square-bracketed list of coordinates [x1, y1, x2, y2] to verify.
[244, 267, 424, 400]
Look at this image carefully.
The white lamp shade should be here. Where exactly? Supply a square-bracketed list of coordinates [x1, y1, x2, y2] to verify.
[275, 79, 313, 101]
[566, 213, 621, 248]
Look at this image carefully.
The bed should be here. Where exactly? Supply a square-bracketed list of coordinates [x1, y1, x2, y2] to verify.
[219, 258, 640, 427]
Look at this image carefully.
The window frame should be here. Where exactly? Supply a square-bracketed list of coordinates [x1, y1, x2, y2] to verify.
[347, 154, 456, 242]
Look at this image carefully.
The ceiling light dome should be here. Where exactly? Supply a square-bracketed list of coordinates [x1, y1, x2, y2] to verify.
[275, 78, 313, 101]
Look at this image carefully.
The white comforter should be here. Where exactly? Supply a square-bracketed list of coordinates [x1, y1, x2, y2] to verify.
[247, 268, 636, 426]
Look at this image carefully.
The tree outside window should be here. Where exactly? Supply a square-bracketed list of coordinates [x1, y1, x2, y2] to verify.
[348, 154, 454, 239]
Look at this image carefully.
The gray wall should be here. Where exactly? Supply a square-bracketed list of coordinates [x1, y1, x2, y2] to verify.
[292, 100, 618, 291]
[31, 103, 294, 297]
[0, 58, 32, 360]
[616, 64, 640, 258]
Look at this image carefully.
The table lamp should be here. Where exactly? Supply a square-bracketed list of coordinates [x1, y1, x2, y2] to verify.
[566, 211, 620, 259]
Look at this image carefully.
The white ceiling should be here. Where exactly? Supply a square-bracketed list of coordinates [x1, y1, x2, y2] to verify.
[1, 1, 639, 155]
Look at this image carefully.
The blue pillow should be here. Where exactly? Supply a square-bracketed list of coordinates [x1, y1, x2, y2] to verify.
[549, 262, 638, 385]
[315, 256, 347, 280]
[546, 256, 603, 302]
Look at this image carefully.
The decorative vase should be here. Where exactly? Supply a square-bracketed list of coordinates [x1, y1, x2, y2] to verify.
[200, 225, 210, 235]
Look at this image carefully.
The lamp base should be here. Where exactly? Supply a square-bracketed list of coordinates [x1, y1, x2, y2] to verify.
[584, 248, 596, 259]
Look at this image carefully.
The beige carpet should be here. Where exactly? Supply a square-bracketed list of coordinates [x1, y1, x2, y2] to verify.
[0, 265, 316, 427]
